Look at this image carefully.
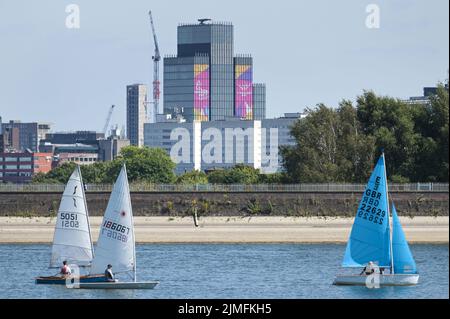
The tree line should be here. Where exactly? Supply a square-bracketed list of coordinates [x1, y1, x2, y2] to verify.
[33, 82, 448, 184]
[281, 82, 449, 183]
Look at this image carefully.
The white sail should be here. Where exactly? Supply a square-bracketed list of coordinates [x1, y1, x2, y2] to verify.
[50, 166, 94, 268]
[89, 165, 135, 278]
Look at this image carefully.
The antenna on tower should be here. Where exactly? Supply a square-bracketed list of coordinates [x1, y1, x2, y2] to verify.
[198, 18, 212, 25]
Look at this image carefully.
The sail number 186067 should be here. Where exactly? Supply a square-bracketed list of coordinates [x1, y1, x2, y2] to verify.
[101, 220, 130, 242]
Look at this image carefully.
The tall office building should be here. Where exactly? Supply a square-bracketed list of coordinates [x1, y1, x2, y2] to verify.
[126, 84, 148, 146]
[163, 20, 266, 122]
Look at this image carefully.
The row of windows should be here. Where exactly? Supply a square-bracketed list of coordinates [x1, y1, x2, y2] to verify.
[1, 164, 32, 169]
[0, 172, 32, 177]
[64, 157, 97, 162]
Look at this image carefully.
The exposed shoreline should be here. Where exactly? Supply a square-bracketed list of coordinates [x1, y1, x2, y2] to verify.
[0, 216, 448, 244]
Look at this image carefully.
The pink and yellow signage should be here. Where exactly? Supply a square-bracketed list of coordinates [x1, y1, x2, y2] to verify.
[194, 64, 210, 121]
[235, 65, 253, 120]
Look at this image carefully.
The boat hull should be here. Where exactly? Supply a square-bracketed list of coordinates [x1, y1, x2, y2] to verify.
[333, 274, 419, 286]
[35, 274, 108, 285]
[75, 281, 159, 289]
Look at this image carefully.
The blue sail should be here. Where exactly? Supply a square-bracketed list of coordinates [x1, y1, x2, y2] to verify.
[392, 204, 417, 274]
[342, 154, 391, 267]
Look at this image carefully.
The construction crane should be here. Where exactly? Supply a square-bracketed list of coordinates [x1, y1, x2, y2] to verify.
[102, 104, 115, 136]
[148, 10, 160, 122]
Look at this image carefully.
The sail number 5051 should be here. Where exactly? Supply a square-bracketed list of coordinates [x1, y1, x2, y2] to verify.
[60, 213, 79, 228]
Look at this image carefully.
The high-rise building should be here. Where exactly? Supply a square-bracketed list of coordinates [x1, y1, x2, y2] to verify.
[163, 20, 266, 122]
[126, 84, 148, 146]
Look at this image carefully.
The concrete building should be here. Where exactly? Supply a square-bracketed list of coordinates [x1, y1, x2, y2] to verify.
[402, 85, 448, 105]
[0, 151, 52, 183]
[0, 120, 51, 152]
[98, 127, 130, 162]
[0, 127, 20, 152]
[126, 84, 148, 147]
[163, 20, 266, 122]
[144, 113, 303, 174]
[41, 131, 103, 146]
[56, 152, 98, 166]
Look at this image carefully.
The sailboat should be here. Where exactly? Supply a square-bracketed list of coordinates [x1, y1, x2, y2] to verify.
[76, 164, 159, 289]
[333, 152, 419, 286]
[36, 166, 107, 284]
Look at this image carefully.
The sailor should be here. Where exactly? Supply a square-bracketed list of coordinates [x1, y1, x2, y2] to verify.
[360, 261, 376, 275]
[60, 260, 71, 276]
[105, 264, 116, 282]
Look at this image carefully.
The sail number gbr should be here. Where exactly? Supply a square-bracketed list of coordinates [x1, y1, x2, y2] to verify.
[101, 219, 130, 243]
[357, 189, 385, 225]
[60, 213, 79, 228]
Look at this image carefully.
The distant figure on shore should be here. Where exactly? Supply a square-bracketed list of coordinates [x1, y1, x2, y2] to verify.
[105, 264, 116, 282]
[360, 261, 376, 275]
[60, 260, 71, 276]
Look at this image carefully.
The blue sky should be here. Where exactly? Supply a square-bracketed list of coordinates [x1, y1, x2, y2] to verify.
[0, 0, 448, 131]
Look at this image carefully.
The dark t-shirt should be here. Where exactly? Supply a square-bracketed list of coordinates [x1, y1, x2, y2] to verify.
[105, 269, 114, 280]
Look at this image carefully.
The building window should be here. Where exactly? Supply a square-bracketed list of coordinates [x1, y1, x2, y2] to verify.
[4, 157, 17, 162]
[4, 165, 17, 169]
[19, 157, 32, 162]
[19, 165, 32, 169]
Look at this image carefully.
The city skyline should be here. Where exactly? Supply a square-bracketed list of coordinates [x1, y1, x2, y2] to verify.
[0, 0, 448, 131]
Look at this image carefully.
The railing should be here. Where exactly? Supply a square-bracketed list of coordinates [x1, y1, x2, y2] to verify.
[0, 183, 447, 193]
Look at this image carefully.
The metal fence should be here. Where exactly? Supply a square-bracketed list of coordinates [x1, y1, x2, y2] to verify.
[0, 183, 448, 193]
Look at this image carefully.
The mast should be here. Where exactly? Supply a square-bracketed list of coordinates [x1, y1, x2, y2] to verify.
[79, 165, 95, 260]
[382, 151, 394, 274]
[123, 163, 137, 282]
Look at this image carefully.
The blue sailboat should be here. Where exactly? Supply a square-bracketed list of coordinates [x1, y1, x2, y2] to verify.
[333, 152, 419, 286]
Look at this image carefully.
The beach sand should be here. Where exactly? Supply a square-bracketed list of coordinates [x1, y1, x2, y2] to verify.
[0, 216, 447, 244]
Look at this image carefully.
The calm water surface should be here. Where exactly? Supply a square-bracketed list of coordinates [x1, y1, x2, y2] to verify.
[0, 244, 447, 299]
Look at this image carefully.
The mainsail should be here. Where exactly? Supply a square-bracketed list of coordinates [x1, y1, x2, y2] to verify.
[342, 153, 391, 267]
[50, 166, 94, 268]
[392, 204, 417, 274]
[89, 165, 136, 279]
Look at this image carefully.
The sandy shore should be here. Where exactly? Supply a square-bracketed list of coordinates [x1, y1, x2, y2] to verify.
[0, 216, 448, 244]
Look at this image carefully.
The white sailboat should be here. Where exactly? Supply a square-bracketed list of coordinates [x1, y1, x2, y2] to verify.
[36, 166, 106, 284]
[77, 164, 159, 289]
[333, 152, 419, 286]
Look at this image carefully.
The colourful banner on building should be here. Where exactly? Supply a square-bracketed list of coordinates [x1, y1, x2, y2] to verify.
[194, 64, 210, 121]
[235, 65, 253, 120]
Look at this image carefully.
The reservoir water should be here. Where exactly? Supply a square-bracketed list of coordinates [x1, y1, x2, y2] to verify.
[0, 244, 447, 299]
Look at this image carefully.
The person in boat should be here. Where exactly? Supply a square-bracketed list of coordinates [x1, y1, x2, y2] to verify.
[60, 260, 71, 277]
[360, 261, 376, 275]
[105, 264, 116, 282]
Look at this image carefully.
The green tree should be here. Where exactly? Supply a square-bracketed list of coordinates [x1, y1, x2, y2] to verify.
[281, 103, 375, 182]
[104, 146, 176, 183]
[176, 170, 209, 184]
[32, 162, 77, 184]
[411, 82, 449, 181]
[356, 91, 419, 181]
[258, 172, 291, 184]
[207, 165, 261, 184]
